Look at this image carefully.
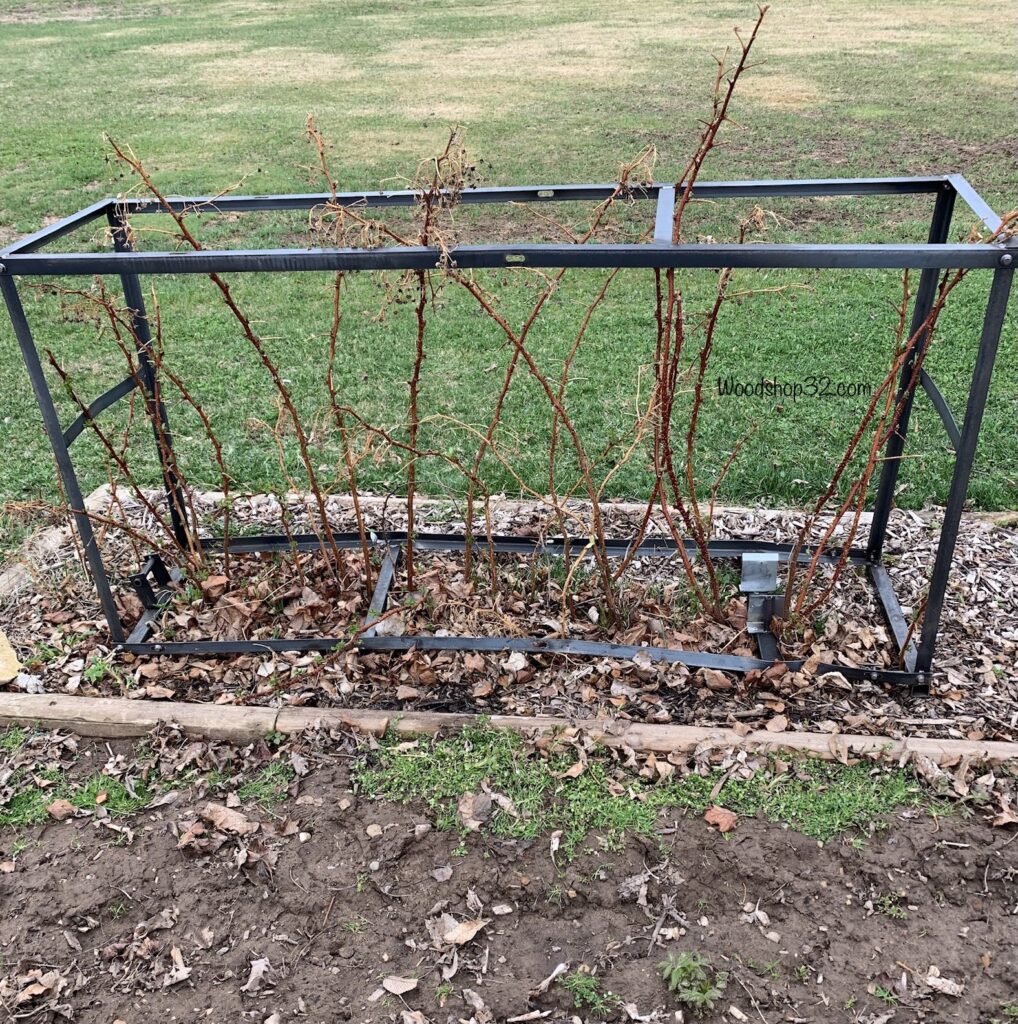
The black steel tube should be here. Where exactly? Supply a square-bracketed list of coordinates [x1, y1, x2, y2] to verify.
[107, 210, 192, 549]
[916, 267, 1014, 670]
[3, 241, 1006, 277]
[868, 563, 917, 672]
[2, 175, 1006, 687]
[362, 544, 400, 637]
[918, 369, 962, 449]
[654, 186, 675, 243]
[198, 529, 869, 565]
[0, 197, 111, 256]
[948, 174, 1005, 235]
[0, 276, 125, 642]
[63, 375, 139, 446]
[113, 632, 924, 685]
[867, 187, 956, 562]
[112, 175, 952, 216]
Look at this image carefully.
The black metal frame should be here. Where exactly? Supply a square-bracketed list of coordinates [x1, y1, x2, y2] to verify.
[2, 174, 1013, 688]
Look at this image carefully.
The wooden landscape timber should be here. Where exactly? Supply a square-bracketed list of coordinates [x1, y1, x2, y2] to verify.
[1, 692, 1017, 766]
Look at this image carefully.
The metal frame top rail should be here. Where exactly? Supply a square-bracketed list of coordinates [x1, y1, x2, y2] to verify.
[3, 242, 1010, 276]
[0, 173, 1008, 260]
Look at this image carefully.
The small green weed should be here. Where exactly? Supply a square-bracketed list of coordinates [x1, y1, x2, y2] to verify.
[658, 952, 728, 1016]
[28, 643, 60, 666]
[236, 762, 293, 809]
[876, 893, 907, 920]
[0, 727, 28, 753]
[82, 657, 114, 684]
[873, 985, 899, 1006]
[560, 969, 616, 1016]
[0, 771, 151, 829]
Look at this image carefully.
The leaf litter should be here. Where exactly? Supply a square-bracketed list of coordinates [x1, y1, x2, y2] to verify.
[2, 496, 1016, 748]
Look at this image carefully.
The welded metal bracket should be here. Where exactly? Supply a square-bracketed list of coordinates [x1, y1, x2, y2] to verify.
[740, 552, 782, 662]
[129, 553, 179, 611]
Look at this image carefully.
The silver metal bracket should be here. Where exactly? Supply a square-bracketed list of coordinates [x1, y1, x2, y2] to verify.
[740, 552, 780, 636]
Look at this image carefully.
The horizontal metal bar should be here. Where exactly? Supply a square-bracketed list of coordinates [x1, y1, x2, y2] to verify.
[112, 175, 952, 216]
[869, 563, 917, 673]
[919, 369, 962, 448]
[62, 375, 139, 446]
[4, 241, 1007, 277]
[115, 632, 923, 685]
[1, 198, 112, 256]
[199, 530, 868, 566]
[948, 174, 1004, 235]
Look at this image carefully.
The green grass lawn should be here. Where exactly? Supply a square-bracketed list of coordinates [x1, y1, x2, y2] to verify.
[0, 0, 1015, 554]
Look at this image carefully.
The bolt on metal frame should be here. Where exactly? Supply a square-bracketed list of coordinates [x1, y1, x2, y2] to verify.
[1, 174, 1013, 689]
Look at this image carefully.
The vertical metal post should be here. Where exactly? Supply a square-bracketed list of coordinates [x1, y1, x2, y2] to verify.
[915, 266, 1013, 672]
[0, 273, 126, 643]
[106, 207, 191, 549]
[867, 186, 956, 562]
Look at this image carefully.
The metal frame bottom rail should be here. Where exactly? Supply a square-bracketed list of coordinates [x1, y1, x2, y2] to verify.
[118, 530, 926, 689]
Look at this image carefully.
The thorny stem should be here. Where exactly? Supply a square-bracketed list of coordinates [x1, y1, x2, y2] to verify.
[780, 266, 968, 622]
[107, 136, 347, 583]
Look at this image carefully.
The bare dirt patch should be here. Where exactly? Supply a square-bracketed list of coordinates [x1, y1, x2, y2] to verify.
[198, 48, 362, 88]
[131, 40, 248, 59]
[0, 3, 106, 25]
[0, 726, 1015, 1023]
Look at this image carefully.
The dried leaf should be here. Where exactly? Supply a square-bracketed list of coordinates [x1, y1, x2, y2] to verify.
[457, 791, 492, 831]
[240, 957, 272, 994]
[704, 805, 738, 833]
[701, 669, 733, 692]
[531, 962, 569, 995]
[45, 799, 75, 821]
[201, 802, 258, 836]
[925, 966, 964, 996]
[162, 945, 192, 987]
[501, 651, 528, 673]
[443, 917, 489, 946]
[373, 612, 406, 637]
[200, 575, 228, 600]
[382, 976, 418, 995]
[0, 628, 22, 683]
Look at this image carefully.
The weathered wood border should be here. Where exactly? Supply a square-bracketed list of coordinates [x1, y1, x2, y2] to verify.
[2, 693, 1017, 765]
